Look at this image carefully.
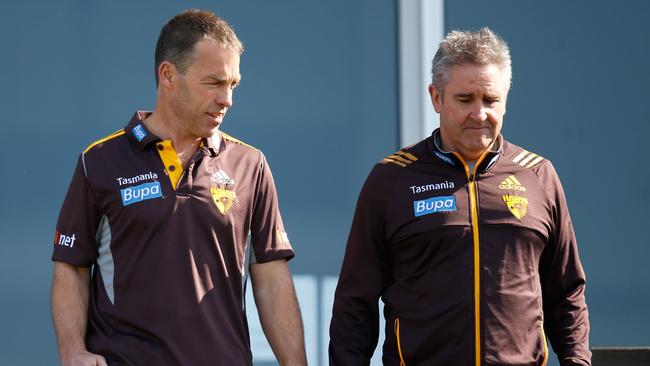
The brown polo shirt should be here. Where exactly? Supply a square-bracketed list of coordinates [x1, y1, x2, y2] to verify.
[52, 111, 294, 365]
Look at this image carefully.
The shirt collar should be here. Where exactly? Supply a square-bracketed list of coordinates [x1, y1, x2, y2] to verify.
[125, 111, 158, 151]
[125, 111, 222, 156]
[202, 132, 222, 157]
[430, 128, 503, 173]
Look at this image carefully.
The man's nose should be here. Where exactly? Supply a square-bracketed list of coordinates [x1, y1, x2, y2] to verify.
[216, 88, 233, 108]
[470, 102, 488, 121]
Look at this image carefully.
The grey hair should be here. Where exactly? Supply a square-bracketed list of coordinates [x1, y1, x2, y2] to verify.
[431, 27, 511, 94]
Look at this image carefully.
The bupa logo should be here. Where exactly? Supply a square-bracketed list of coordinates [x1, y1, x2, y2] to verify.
[413, 195, 457, 217]
[54, 230, 77, 248]
[121, 181, 162, 206]
[132, 124, 147, 142]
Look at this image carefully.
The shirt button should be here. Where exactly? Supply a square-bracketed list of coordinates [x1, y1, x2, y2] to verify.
[157, 144, 164, 151]
[169, 165, 176, 172]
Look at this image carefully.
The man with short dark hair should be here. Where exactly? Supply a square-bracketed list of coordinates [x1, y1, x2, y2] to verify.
[329, 28, 591, 365]
[51, 9, 307, 366]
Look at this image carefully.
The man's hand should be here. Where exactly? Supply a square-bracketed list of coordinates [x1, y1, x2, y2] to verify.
[63, 351, 107, 366]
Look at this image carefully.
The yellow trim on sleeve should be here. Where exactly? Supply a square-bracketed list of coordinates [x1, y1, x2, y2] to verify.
[526, 156, 545, 168]
[512, 149, 545, 168]
[519, 152, 538, 166]
[395, 150, 418, 161]
[156, 140, 183, 190]
[394, 318, 407, 366]
[541, 323, 549, 366]
[83, 129, 125, 154]
[381, 158, 408, 167]
[512, 150, 529, 163]
[388, 154, 413, 164]
[381, 149, 418, 167]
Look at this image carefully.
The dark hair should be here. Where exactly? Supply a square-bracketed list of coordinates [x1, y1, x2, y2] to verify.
[154, 9, 244, 86]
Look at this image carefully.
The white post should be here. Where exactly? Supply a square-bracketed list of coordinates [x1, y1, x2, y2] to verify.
[398, 0, 445, 148]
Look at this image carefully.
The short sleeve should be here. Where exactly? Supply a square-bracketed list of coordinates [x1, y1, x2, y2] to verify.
[51, 154, 101, 267]
[249, 153, 294, 263]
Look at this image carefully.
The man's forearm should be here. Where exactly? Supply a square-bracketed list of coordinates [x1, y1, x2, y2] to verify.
[251, 261, 307, 366]
[51, 262, 91, 361]
[260, 291, 306, 366]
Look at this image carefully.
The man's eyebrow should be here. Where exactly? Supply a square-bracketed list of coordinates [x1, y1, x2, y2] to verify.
[202, 74, 241, 82]
[203, 75, 227, 81]
[454, 92, 474, 98]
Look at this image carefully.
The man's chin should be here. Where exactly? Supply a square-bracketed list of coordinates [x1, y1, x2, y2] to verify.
[470, 137, 496, 151]
[203, 124, 222, 137]
[457, 143, 494, 161]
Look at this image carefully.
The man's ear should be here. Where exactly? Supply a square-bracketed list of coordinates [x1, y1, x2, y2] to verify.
[428, 84, 443, 113]
[158, 61, 177, 90]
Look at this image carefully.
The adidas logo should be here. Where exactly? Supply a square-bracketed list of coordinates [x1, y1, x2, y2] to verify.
[210, 169, 236, 186]
[381, 150, 418, 167]
[499, 175, 526, 192]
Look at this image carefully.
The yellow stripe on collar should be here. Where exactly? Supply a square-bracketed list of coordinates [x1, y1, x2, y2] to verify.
[156, 140, 183, 190]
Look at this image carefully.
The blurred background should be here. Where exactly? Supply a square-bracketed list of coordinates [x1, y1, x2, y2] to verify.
[1, 0, 648, 365]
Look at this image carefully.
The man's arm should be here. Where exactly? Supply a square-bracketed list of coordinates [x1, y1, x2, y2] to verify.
[538, 163, 591, 366]
[329, 165, 390, 365]
[250, 260, 307, 366]
[51, 262, 107, 366]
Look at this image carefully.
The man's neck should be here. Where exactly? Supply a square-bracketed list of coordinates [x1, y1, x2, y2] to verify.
[143, 111, 203, 166]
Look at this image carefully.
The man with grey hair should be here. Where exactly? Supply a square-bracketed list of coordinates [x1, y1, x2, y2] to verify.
[51, 9, 307, 366]
[330, 27, 590, 365]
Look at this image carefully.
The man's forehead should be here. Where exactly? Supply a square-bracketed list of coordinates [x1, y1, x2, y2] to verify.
[200, 35, 243, 55]
[194, 38, 240, 57]
[448, 63, 507, 78]
[202, 35, 227, 48]
[446, 64, 509, 90]
[191, 40, 240, 71]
